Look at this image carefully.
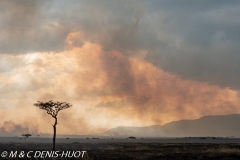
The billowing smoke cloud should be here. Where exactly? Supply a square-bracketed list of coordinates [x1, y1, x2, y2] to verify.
[0, 1, 240, 135]
[1, 38, 240, 135]
[1, 0, 240, 89]
[0, 121, 37, 136]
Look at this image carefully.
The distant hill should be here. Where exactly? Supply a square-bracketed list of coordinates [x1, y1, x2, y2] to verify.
[103, 114, 240, 137]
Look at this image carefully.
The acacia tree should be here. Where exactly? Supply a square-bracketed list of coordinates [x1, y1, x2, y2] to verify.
[34, 100, 72, 151]
[22, 134, 32, 143]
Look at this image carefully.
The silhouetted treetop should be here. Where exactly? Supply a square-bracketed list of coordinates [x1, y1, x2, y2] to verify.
[34, 100, 72, 118]
[22, 134, 32, 138]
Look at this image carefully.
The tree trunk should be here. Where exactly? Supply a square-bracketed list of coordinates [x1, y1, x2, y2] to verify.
[52, 117, 57, 151]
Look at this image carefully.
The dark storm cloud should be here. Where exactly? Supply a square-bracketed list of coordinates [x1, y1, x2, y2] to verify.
[0, 0, 69, 53]
[1, 0, 240, 89]
[144, 1, 240, 89]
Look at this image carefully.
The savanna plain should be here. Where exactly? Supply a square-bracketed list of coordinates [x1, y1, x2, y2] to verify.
[1, 137, 240, 160]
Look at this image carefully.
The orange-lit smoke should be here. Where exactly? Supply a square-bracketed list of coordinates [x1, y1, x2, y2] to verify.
[0, 32, 239, 135]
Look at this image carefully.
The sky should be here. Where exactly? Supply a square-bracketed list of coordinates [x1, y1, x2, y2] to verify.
[0, 0, 240, 136]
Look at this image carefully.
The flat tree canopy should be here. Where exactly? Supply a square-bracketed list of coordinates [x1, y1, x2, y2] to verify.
[22, 134, 32, 138]
[34, 100, 72, 117]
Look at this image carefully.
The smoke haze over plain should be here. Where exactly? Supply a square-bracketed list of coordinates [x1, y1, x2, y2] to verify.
[0, 0, 240, 136]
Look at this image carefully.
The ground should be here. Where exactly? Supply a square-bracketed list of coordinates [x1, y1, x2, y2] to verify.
[0, 142, 240, 159]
